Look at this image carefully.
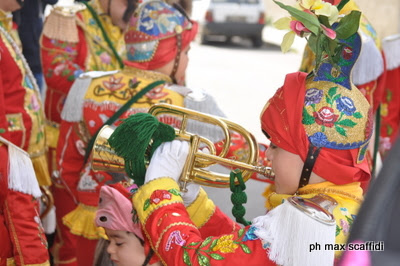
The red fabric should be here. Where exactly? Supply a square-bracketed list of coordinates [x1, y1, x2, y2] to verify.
[260, 72, 370, 186]
[142, 201, 276, 266]
[125, 22, 198, 70]
[51, 185, 78, 266]
[41, 27, 87, 125]
[76, 237, 97, 266]
[380, 66, 400, 157]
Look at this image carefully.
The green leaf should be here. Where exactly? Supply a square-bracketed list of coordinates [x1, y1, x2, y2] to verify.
[273, 1, 321, 35]
[238, 228, 245, 237]
[200, 237, 212, 248]
[198, 254, 210, 266]
[188, 242, 199, 246]
[318, 15, 330, 28]
[302, 107, 315, 125]
[335, 125, 347, 136]
[143, 199, 150, 211]
[337, 119, 357, 127]
[0, 128, 5, 134]
[335, 11, 361, 40]
[168, 188, 181, 196]
[336, 225, 342, 236]
[67, 75, 75, 82]
[240, 243, 251, 254]
[328, 86, 338, 98]
[183, 250, 192, 266]
[346, 215, 354, 226]
[353, 112, 363, 119]
[209, 239, 218, 250]
[326, 95, 332, 105]
[209, 253, 224, 260]
[337, 0, 350, 11]
[333, 94, 341, 102]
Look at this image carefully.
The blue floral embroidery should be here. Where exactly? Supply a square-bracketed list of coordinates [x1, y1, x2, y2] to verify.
[305, 88, 323, 106]
[243, 226, 259, 242]
[309, 132, 328, 147]
[336, 96, 356, 115]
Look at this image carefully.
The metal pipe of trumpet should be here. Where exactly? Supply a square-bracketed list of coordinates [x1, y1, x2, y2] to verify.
[91, 103, 275, 190]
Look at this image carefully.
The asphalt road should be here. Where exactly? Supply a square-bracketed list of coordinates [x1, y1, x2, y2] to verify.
[186, 38, 304, 221]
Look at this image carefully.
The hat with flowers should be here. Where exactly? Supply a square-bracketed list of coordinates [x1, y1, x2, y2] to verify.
[261, 0, 372, 189]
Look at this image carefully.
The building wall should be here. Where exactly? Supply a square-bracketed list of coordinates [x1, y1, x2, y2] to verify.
[265, 0, 400, 39]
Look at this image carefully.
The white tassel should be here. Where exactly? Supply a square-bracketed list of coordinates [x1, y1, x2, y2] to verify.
[185, 90, 227, 143]
[352, 33, 384, 85]
[61, 70, 120, 122]
[253, 200, 336, 266]
[0, 137, 42, 198]
[61, 75, 92, 122]
[382, 34, 400, 71]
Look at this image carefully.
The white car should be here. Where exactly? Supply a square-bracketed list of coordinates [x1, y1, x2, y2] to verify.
[191, 0, 266, 47]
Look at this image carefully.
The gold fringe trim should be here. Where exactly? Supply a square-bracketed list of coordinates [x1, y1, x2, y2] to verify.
[31, 154, 51, 186]
[42, 7, 80, 43]
[62, 203, 106, 240]
[45, 123, 60, 149]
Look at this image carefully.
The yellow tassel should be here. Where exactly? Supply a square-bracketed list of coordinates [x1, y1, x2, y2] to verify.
[31, 154, 52, 186]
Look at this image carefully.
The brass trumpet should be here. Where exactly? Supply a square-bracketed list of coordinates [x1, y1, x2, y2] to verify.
[91, 103, 274, 191]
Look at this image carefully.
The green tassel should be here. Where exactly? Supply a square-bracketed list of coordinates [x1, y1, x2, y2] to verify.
[108, 113, 175, 186]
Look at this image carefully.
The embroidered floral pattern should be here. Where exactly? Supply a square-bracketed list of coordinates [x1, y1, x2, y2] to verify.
[336, 213, 355, 237]
[46, 40, 79, 82]
[143, 189, 180, 211]
[180, 228, 251, 265]
[303, 86, 364, 147]
[93, 76, 140, 100]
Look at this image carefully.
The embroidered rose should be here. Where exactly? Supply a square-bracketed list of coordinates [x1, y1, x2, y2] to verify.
[313, 107, 338, 127]
[99, 52, 112, 64]
[365, 108, 374, 139]
[149, 190, 172, 204]
[379, 137, 392, 153]
[342, 46, 353, 60]
[212, 234, 239, 254]
[336, 96, 356, 115]
[305, 88, 323, 105]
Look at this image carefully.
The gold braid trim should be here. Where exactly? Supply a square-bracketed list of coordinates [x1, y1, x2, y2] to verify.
[298, 187, 363, 203]
[142, 200, 184, 226]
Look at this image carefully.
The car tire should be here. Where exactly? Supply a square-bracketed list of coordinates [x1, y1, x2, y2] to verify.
[200, 33, 209, 45]
[252, 35, 263, 48]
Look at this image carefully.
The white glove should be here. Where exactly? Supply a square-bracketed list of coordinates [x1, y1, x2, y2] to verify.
[145, 140, 190, 183]
[145, 140, 200, 206]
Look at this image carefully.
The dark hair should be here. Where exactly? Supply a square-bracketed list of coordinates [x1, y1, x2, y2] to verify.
[123, 0, 138, 22]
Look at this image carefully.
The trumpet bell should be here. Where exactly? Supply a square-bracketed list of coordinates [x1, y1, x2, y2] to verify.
[91, 125, 125, 173]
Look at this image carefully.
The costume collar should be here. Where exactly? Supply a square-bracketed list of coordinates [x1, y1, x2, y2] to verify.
[266, 181, 363, 210]
[122, 65, 173, 83]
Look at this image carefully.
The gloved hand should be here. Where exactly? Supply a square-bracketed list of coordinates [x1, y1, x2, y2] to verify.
[144, 140, 200, 206]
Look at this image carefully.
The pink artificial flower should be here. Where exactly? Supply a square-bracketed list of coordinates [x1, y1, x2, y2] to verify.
[289, 20, 311, 36]
[321, 24, 336, 39]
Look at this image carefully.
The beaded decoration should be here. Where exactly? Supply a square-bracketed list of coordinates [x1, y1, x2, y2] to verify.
[124, 0, 193, 62]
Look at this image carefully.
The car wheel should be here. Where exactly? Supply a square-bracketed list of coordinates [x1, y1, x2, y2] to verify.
[252, 35, 263, 48]
[200, 33, 209, 45]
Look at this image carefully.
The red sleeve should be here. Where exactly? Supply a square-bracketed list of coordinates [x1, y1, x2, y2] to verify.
[40, 27, 87, 123]
[132, 179, 276, 266]
[4, 191, 49, 265]
[198, 206, 241, 237]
